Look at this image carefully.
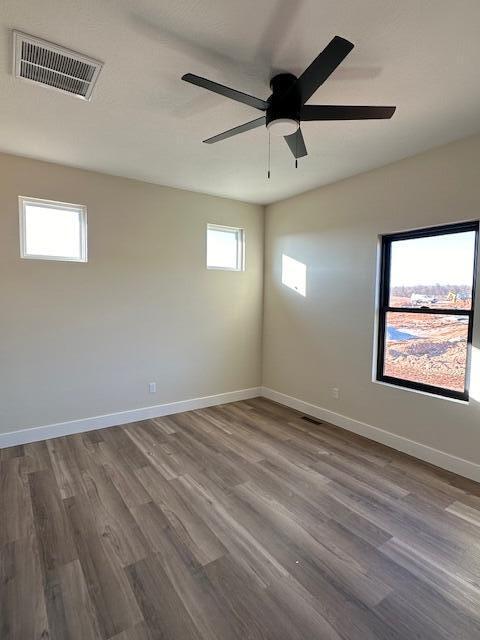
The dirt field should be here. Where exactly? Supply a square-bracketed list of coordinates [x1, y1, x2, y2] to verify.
[383, 312, 468, 392]
[390, 295, 471, 310]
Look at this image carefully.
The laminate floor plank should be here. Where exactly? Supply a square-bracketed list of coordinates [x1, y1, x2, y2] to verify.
[213, 402, 294, 442]
[64, 492, 143, 638]
[98, 443, 152, 511]
[21, 441, 52, 474]
[0, 458, 33, 545]
[380, 537, 480, 619]
[126, 527, 242, 640]
[0, 536, 49, 640]
[203, 554, 316, 640]
[135, 465, 226, 566]
[125, 555, 204, 640]
[2, 398, 480, 639]
[0, 445, 24, 461]
[28, 469, 77, 572]
[174, 473, 289, 590]
[102, 424, 152, 470]
[46, 559, 102, 640]
[28, 469, 83, 638]
[109, 622, 153, 640]
[172, 410, 266, 466]
[123, 422, 185, 481]
[266, 572, 398, 640]
[445, 500, 480, 527]
[400, 492, 480, 544]
[195, 408, 271, 463]
[80, 464, 150, 568]
[46, 437, 90, 500]
[323, 480, 480, 576]
[165, 431, 246, 494]
[130, 501, 182, 557]
[374, 581, 480, 640]
[168, 421, 248, 488]
[175, 471, 310, 585]
[149, 416, 177, 435]
[234, 481, 393, 608]
[235, 458, 333, 532]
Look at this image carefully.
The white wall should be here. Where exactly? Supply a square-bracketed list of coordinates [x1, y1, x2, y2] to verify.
[0, 153, 263, 433]
[263, 134, 480, 467]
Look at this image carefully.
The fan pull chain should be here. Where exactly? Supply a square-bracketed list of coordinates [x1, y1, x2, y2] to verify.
[295, 128, 298, 168]
[267, 129, 271, 179]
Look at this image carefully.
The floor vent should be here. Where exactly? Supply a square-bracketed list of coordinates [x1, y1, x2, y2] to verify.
[13, 31, 102, 100]
[301, 415, 322, 425]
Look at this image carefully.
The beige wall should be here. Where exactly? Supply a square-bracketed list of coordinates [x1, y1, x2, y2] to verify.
[0, 153, 263, 432]
[3, 134, 480, 468]
[263, 134, 480, 466]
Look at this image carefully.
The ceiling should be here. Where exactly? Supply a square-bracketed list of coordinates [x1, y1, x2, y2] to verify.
[1, 0, 480, 205]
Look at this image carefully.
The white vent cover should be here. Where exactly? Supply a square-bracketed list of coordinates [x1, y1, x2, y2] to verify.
[13, 31, 102, 100]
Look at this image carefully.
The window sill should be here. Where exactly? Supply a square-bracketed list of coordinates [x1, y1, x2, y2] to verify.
[206, 266, 244, 272]
[372, 378, 469, 405]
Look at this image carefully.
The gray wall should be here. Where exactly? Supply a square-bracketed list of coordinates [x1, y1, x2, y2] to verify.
[0, 153, 263, 432]
[263, 134, 480, 466]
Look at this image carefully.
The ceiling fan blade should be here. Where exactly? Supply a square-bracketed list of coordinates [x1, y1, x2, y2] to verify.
[204, 116, 266, 144]
[182, 73, 268, 111]
[301, 105, 396, 120]
[291, 36, 354, 105]
[284, 128, 307, 158]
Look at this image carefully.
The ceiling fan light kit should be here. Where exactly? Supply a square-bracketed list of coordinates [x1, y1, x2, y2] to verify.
[182, 35, 396, 174]
[266, 118, 299, 136]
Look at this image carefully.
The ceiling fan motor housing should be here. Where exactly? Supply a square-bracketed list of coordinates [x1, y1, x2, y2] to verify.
[266, 73, 301, 130]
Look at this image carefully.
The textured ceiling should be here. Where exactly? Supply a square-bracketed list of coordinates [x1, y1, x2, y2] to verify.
[1, 0, 480, 204]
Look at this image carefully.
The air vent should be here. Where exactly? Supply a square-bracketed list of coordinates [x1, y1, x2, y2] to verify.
[301, 415, 322, 425]
[13, 31, 102, 100]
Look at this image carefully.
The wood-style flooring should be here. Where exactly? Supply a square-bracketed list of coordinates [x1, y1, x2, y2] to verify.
[1, 397, 480, 639]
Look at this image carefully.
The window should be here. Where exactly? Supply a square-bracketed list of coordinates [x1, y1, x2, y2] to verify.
[207, 224, 244, 271]
[377, 221, 478, 401]
[19, 196, 87, 262]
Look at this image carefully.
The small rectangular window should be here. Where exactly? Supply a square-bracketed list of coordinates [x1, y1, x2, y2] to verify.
[19, 196, 87, 262]
[377, 221, 478, 401]
[207, 224, 244, 271]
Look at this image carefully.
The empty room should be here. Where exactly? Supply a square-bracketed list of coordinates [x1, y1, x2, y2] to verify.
[2, 1, 480, 638]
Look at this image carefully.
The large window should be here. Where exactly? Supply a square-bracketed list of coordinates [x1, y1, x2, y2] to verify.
[207, 224, 244, 271]
[377, 221, 478, 401]
[19, 196, 87, 262]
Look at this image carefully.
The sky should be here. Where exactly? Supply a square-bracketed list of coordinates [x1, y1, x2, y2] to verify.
[25, 204, 82, 258]
[390, 231, 476, 287]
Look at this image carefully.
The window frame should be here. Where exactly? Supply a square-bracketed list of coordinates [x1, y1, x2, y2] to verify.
[376, 220, 479, 401]
[206, 223, 245, 271]
[19, 196, 88, 263]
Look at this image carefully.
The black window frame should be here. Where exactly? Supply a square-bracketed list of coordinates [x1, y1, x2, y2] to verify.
[377, 220, 479, 401]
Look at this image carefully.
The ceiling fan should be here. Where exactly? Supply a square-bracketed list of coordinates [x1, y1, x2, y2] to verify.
[182, 36, 396, 166]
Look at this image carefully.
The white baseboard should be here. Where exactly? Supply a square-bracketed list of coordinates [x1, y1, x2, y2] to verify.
[3, 384, 479, 483]
[0, 387, 262, 449]
[261, 387, 480, 483]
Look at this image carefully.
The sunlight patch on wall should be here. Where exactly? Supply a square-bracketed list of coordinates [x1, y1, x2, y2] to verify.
[282, 254, 306, 297]
[470, 346, 480, 401]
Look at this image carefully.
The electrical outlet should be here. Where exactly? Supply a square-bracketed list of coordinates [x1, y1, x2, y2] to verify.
[331, 387, 339, 400]
[148, 382, 156, 394]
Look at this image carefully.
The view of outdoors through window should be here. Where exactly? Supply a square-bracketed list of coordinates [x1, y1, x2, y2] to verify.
[207, 225, 243, 270]
[24, 203, 83, 259]
[384, 312, 469, 392]
[382, 229, 476, 394]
